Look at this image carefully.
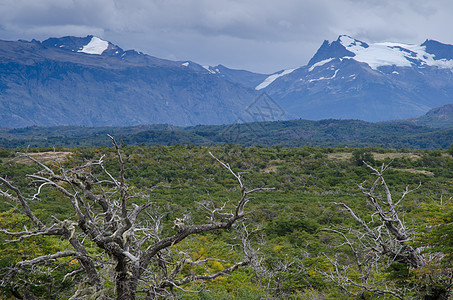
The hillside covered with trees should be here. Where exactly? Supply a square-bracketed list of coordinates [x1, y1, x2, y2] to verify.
[1, 118, 453, 149]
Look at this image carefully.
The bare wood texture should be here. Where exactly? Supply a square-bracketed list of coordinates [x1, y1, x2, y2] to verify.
[0, 143, 268, 299]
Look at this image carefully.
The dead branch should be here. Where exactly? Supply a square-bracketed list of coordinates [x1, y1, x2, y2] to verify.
[0, 145, 269, 299]
[322, 163, 426, 298]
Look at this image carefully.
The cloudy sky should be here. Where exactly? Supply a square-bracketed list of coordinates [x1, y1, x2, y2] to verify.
[0, 0, 452, 73]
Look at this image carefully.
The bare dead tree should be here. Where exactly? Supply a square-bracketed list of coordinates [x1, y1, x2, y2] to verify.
[320, 162, 424, 299]
[0, 138, 271, 299]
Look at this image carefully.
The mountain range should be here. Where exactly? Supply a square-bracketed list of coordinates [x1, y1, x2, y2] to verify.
[0, 36, 265, 127]
[1, 34, 453, 128]
[259, 35, 453, 122]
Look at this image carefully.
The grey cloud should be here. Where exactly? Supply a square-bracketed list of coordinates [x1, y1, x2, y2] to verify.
[0, 0, 452, 73]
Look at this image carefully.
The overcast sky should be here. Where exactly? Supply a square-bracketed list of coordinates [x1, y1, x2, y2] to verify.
[0, 0, 452, 73]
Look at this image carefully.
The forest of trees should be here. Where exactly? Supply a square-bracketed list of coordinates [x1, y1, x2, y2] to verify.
[1, 142, 453, 299]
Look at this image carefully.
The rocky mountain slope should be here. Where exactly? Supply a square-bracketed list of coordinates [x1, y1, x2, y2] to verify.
[258, 35, 453, 122]
[0, 36, 270, 128]
[1, 35, 453, 128]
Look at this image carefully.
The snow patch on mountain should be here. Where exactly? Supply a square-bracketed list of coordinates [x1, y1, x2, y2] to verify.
[78, 37, 108, 55]
[255, 68, 296, 90]
[181, 62, 189, 67]
[203, 65, 219, 74]
[339, 35, 453, 70]
[307, 69, 339, 83]
[308, 58, 334, 71]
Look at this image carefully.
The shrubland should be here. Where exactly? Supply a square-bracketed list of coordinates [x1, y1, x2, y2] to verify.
[0, 144, 452, 299]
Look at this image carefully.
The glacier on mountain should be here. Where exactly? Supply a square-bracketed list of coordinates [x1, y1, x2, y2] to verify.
[339, 35, 453, 70]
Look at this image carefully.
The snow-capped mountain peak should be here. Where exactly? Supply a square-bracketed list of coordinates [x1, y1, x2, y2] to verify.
[327, 35, 453, 70]
[251, 35, 453, 123]
[2, 34, 453, 127]
[308, 35, 453, 71]
[77, 36, 109, 55]
[338, 35, 369, 49]
[42, 35, 126, 57]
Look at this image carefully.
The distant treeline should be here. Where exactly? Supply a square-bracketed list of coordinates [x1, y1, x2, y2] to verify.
[1, 118, 452, 149]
